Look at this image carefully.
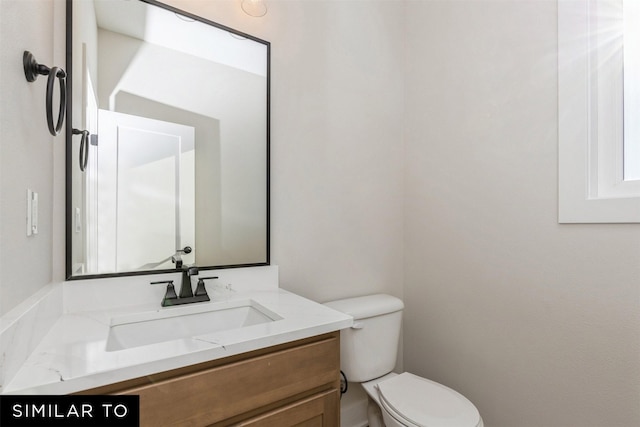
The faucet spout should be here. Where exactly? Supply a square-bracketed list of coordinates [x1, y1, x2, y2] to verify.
[179, 266, 199, 299]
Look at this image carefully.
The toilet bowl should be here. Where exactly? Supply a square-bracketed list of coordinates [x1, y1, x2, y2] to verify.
[324, 294, 483, 427]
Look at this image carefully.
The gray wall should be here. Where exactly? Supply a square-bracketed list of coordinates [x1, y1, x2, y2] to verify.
[403, 1, 640, 426]
[0, 0, 66, 316]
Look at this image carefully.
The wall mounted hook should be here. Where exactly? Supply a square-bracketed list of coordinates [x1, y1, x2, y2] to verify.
[23, 51, 67, 136]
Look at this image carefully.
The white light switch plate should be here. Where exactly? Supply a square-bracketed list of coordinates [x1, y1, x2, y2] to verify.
[75, 207, 81, 233]
[26, 189, 38, 236]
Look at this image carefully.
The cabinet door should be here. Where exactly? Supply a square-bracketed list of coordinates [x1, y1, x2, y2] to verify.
[119, 334, 340, 426]
[237, 389, 339, 427]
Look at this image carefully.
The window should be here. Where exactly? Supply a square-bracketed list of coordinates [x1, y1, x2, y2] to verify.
[624, 0, 640, 181]
[558, 0, 640, 223]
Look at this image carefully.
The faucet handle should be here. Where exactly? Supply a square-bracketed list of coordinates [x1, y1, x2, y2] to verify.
[151, 280, 178, 306]
[151, 280, 174, 286]
[195, 276, 218, 297]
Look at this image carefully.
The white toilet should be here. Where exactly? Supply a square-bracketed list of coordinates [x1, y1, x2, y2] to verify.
[325, 294, 483, 427]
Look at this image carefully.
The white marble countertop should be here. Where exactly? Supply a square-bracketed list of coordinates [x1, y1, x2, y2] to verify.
[2, 288, 352, 395]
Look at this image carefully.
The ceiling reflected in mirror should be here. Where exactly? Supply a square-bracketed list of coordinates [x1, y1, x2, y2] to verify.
[241, 0, 267, 18]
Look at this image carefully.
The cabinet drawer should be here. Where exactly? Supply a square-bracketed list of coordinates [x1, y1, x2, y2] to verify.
[237, 389, 339, 427]
[120, 334, 339, 426]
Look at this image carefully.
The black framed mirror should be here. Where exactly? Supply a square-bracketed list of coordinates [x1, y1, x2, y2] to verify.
[65, 0, 270, 280]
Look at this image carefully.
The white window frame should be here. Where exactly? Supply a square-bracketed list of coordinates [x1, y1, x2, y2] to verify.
[558, 0, 640, 223]
[623, 0, 640, 180]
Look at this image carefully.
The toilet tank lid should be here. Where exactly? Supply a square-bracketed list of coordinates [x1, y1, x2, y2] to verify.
[324, 294, 404, 320]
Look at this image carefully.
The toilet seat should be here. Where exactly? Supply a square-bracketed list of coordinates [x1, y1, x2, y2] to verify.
[375, 372, 481, 427]
[378, 394, 421, 427]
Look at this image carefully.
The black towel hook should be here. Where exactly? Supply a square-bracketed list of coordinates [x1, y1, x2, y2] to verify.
[23, 51, 67, 136]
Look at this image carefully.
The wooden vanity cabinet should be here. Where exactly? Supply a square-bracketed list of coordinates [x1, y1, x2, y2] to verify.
[79, 332, 341, 426]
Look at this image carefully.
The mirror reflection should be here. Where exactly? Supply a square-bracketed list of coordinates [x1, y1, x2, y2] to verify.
[67, 0, 270, 279]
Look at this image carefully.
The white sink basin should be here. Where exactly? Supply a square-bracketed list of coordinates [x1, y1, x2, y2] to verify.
[106, 300, 281, 351]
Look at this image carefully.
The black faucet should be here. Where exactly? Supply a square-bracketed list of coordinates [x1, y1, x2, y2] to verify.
[151, 267, 219, 307]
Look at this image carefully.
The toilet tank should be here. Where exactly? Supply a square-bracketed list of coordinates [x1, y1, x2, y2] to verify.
[324, 294, 404, 383]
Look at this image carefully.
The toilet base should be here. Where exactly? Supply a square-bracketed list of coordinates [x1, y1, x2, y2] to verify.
[361, 372, 398, 426]
[367, 398, 385, 427]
